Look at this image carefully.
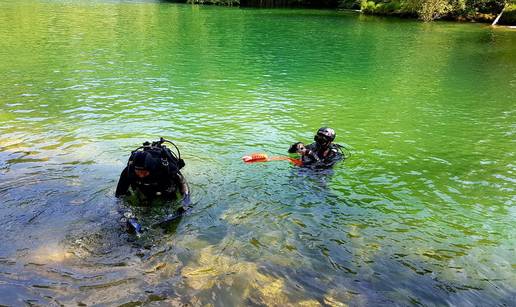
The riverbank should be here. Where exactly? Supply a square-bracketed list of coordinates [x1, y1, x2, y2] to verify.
[166, 0, 516, 25]
[359, 1, 516, 24]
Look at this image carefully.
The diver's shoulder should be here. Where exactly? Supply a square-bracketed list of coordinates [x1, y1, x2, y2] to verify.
[305, 142, 317, 150]
[330, 143, 341, 152]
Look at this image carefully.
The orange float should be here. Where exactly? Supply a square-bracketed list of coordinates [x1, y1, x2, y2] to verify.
[242, 153, 302, 166]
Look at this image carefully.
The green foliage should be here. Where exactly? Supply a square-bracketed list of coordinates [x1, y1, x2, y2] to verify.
[338, 0, 362, 9]
[186, 0, 240, 5]
[171, 0, 515, 23]
[500, 2, 516, 24]
[359, 0, 410, 15]
[239, 0, 339, 7]
[420, 0, 452, 21]
[466, 0, 505, 13]
[377, 1, 402, 13]
[360, 0, 378, 13]
[357, 0, 512, 21]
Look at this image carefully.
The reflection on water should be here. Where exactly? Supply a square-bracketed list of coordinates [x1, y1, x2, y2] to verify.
[30, 243, 74, 264]
[1, 0, 516, 305]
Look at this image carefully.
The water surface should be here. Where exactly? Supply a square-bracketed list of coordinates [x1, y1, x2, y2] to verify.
[0, 0, 515, 305]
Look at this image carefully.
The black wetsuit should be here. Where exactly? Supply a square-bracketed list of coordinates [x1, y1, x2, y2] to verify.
[115, 153, 185, 200]
[302, 143, 343, 167]
[115, 168, 183, 199]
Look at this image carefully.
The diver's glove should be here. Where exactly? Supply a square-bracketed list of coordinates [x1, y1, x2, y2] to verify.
[181, 193, 192, 207]
[156, 205, 189, 227]
[123, 212, 143, 236]
[127, 218, 143, 236]
[161, 195, 192, 224]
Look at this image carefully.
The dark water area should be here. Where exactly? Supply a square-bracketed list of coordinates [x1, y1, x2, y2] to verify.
[0, 0, 515, 305]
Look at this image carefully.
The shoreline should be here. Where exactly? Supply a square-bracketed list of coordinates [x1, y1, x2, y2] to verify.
[164, 1, 516, 26]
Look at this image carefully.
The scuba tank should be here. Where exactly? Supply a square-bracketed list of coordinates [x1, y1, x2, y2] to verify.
[127, 137, 185, 175]
[122, 137, 186, 199]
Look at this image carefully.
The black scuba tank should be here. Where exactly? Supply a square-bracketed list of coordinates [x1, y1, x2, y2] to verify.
[127, 138, 185, 175]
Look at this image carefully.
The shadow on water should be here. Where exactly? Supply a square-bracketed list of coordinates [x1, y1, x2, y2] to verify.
[290, 165, 336, 188]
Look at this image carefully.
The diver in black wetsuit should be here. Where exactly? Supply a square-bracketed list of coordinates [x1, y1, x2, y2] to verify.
[115, 139, 190, 204]
[115, 152, 189, 202]
[115, 138, 190, 234]
[288, 127, 344, 168]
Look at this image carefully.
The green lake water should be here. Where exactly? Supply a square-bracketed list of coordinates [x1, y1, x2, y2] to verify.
[0, 0, 515, 305]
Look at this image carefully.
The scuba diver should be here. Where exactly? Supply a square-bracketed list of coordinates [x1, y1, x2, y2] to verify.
[115, 137, 191, 235]
[288, 127, 347, 168]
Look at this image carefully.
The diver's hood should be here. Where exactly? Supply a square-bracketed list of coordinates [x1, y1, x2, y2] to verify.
[132, 151, 161, 173]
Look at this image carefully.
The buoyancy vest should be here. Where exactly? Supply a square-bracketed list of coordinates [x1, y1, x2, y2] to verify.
[126, 140, 185, 197]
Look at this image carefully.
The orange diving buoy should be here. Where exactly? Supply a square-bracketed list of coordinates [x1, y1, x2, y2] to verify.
[242, 153, 302, 166]
[242, 153, 269, 163]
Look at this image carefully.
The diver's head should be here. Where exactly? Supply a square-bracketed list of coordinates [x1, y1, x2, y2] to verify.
[132, 151, 151, 178]
[288, 142, 307, 155]
[314, 127, 335, 148]
[288, 142, 305, 153]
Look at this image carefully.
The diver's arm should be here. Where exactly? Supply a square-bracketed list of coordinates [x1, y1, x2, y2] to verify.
[115, 167, 131, 197]
[176, 171, 191, 207]
[301, 143, 321, 165]
[301, 152, 317, 165]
